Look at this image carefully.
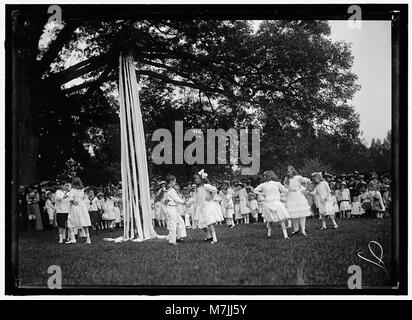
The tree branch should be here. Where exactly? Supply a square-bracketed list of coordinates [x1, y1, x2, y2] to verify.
[135, 69, 248, 102]
[37, 22, 78, 74]
[43, 51, 115, 86]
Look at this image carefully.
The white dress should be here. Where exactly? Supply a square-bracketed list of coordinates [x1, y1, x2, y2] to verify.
[150, 196, 156, 220]
[113, 198, 121, 223]
[67, 188, 91, 228]
[351, 201, 364, 216]
[219, 191, 234, 219]
[101, 197, 116, 220]
[239, 188, 251, 215]
[45, 199, 55, 221]
[185, 195, 195, 218]
[314, 181, 334, 216]
[254, 181, 290, 223]
[284, 175, 312, 219]
[331, 195, 340, 213]
[196, 184, 224, 228]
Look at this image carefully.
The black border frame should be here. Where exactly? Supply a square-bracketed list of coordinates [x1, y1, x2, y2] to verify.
[4, 3, 408, 296]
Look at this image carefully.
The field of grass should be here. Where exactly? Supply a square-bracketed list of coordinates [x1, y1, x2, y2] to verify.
[18, 217, 392, 288]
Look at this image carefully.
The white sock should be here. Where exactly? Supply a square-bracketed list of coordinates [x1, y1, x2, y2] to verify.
[300, 218, 306, 234]
[212, 231, 217, 242]
[280, 222, 288, 238]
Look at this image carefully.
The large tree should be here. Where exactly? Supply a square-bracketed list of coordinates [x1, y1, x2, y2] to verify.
[10, 6, 362, 184]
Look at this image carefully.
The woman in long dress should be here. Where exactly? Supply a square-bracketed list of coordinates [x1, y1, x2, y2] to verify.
[26, 187, 43, 231]
[312, 172, 338, 230]
[254, 170, 290, 239]
[284, 165, 312, 237]
[194, 170, 224, 244]
[66, 177, 92, 244]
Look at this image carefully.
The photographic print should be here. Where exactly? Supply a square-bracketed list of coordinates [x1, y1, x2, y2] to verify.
[4, 3, 407, 294]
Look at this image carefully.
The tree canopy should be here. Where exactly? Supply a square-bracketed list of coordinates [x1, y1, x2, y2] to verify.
[11, 10, 389, 185]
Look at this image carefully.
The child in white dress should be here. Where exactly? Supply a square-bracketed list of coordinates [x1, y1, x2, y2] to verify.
[369, 183, 385, 219]
[101, 190, 116, 231]
[351, 196, 364, 217]
[239, 184, 251, 224]
[220, 184, 235, 228]
[331, 190, 340, 216]
[113, 197, 122, 228]
[248, 193, 259, 223]
[213, 190, 224, 225]
[257, 193, 265, 223]
[175, 184, 186, 221]
[150, 188, 156, 228]
[66, 177, 92, 244]
[185, 190, 196, 229]
[312, 173, 338, 230]
[156, 181, 168, 228]
[182, 187, 192, 228]
[254, 170, 290, 239]
[284, 165, 312, 236]
[233, 184, 243, 224]
[339, 182, 352, 218]
[45, 191, 55, 227]
[194, 170, 224, 244]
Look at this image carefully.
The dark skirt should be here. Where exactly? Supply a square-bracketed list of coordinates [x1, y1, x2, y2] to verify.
[89, 211, 101, 225]
[56, 212, 68, 228]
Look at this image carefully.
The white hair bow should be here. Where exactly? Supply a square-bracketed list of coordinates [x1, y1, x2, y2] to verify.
[198, 169, 208, 179]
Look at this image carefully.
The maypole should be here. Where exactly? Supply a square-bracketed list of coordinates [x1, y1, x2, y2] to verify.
[116, 51, 165, 242]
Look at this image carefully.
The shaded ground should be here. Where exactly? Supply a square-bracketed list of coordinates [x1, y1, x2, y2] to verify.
[18, 217, 392, 288]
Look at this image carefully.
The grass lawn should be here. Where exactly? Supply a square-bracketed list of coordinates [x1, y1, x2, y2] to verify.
[18, 217, 392, 288]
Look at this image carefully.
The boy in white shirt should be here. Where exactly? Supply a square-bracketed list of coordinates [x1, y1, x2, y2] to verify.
[85, 188, 102, 234]
[54, 181, 71, 243]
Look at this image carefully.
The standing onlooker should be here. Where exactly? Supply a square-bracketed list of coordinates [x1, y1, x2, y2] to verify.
[339, 182, 351, 218]
[18, 185, 28, 231]
[45, 191, 56, 228]
[26, 186, 43, 231]
[359, 184, 372, 218]
[369, 183, 385, 219]
[350, 196, 364, 217]
[248, 193, 259, 223]
[39, 190, 49, 230]
[85, 188, 101, 234]
[382, 185, 391, 217]
[101, 189, 116, 231]
[220, 183, 235, 228]
[238, 183, 251, 224]
[233, 183, 243, 224]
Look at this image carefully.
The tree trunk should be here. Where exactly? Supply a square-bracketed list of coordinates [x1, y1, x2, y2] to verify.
[12, 11, 43, 186]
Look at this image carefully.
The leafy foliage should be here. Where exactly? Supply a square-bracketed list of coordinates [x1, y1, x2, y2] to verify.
[16, 14, 390, 184]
